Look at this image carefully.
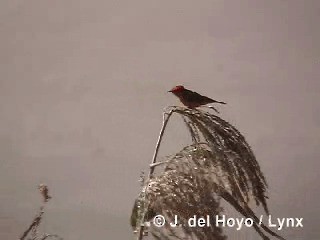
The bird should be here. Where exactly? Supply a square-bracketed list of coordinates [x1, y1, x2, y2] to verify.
[168, 85, 226, 109]
[38, 184, 52, 203]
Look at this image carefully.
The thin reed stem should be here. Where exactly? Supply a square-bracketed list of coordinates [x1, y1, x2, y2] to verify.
[137, 108, 175, 240]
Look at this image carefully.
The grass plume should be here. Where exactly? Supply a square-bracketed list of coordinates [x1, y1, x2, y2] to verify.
[132, 106, 285, 240]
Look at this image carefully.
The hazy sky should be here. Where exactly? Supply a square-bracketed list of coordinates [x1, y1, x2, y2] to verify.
[0, 0, 319, 239]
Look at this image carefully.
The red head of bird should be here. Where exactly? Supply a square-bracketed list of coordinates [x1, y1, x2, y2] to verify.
[168, 85, 185, 93]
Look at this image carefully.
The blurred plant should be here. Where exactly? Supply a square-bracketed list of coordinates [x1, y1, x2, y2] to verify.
[131, 106, 285, 240]
[19, 184, 63, 240]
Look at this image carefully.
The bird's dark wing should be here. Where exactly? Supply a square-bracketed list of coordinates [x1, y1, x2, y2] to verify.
[183, 89, 216, 105]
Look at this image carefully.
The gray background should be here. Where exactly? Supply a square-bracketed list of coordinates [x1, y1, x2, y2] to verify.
[0, 0, 319, 239]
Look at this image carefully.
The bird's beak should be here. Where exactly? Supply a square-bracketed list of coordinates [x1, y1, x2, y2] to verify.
[168, 90, 172, 92]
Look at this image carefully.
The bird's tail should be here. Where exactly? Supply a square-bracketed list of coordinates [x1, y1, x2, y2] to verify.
[215, 100, 226, 104]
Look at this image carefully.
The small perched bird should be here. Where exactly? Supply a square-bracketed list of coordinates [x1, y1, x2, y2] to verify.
[169, 85, 226, 109]
[38, 184, 52, 203]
